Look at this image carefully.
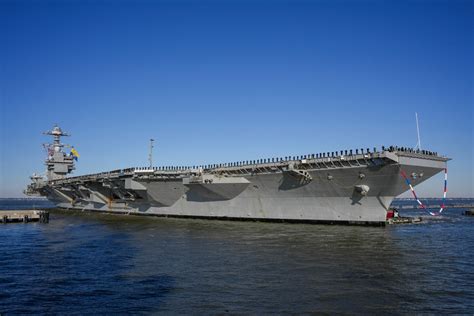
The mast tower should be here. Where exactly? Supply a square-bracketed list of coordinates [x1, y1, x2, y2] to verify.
[43, 125, 75, 180]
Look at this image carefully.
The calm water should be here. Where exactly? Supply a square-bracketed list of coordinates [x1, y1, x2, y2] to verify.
[1, 199, 473, 314]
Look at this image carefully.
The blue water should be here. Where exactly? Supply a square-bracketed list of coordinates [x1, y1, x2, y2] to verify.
[1, 199, 473, 314]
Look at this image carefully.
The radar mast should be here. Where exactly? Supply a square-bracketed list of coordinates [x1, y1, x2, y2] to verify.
[43, 125, 76, 180]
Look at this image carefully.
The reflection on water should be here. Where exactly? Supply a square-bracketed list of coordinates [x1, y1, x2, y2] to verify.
[1, 207, 473, 314]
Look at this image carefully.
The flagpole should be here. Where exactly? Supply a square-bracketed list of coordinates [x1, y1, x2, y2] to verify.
[415, 112, 421, 150]
[149, 139, 154, 168]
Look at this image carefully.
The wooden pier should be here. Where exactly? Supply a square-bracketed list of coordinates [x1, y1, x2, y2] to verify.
[1, 210, 49, 224]
[464, 209, 474, 216]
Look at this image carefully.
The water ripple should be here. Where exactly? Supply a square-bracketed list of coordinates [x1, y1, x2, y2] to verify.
[0, 206, 473, 314]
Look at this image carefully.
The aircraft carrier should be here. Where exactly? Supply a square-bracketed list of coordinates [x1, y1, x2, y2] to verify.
[25, 125, 450, 225]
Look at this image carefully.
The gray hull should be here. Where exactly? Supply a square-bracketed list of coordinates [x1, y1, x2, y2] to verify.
[37, 150, 448, 225]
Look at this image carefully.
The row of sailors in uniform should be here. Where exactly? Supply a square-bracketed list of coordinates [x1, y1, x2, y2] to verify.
[385, 146, 438, 156]
[130, 146, 439, 172]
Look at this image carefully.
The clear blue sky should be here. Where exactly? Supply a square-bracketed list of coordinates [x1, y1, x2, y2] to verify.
[1, 0, 473, 198]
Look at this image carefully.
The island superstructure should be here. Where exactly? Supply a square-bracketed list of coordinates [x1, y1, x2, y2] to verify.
[25, 125, 450, 225]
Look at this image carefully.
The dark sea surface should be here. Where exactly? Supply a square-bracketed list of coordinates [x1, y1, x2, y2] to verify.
[1, 199, 473, 314]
